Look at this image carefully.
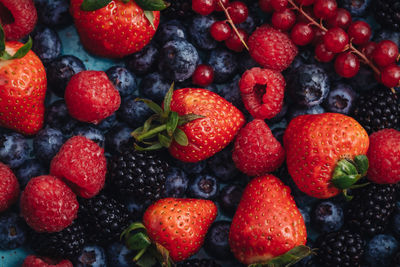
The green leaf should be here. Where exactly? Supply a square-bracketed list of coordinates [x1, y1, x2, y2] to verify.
[131, 127, 144, 140]
[249, 246, 313, 267]
[163, 83, 174, 115]
[332, 174, 359, 189]
[155, 243, 173, 267]
[343, 189, 354, 201]
[177, 114, 205, 126]
[173, 128, 188, 146]
[144, 10, 156, 30]
[0, 36, 32, 60]
[158, 134, 172, 148]
[166, 112, 179, 137]
[135, 143, 163, 151]
[0, 24, 5, 53]
[136, 98, 163, 114]
[354, 155, 369, 177]
[121, 222, 147, 240]
[135, 250, 157, 267]
[81, 0, 112, 11]
[135, 0, 170, 10]
[143, 114, 160, 133]
[126, 232, 151, 251]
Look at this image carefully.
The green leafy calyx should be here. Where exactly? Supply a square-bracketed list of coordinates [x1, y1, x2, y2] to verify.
[248, 246, 314, 267]
[0, 24, 32, 60]
[331, 155, 369, 190]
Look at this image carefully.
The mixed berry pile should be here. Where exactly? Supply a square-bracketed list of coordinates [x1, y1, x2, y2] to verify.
[0, 0, 399, 266]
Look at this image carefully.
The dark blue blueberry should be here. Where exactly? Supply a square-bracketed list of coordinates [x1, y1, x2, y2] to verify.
[15, 159, 47, 189]
[238, 52, 259, 74]
[373, 29, 400, 47]
[0, 212, 27, 250]
[158, 39, 199, 82]
[117, 97, 153, 128]
[106, 66, 138, 98]
[205, 83, 219, 94]
[107, 242, 135, 267]
[312, 201, 344, 233]
[45, 100, 79, 134]
[286, 64, 330, 107]
[33, 128, 65, 164]
[139, 72, 171, 104]
[219, 184, 243, 217]
[126, 43, 159, 76]
[174, 160, 206, 175]
[47, 55, 86, 97]
[188, 174, 219, 200]
[207, 147, 239, 182]
[324, 83, 357, 114]
[271, 127, 286, 145]
[208, 48, 238, 83]
[189, 15, 218, 50]
[105, 124, 134, 155]
[31, 26, 61, 65]
[163, 167, 189, 198]
[348, 65, 378, 93]
[73, 125, 105, 148]
[96, 113, 118, 132]
[155, 20, 187, 44]
[299, 207, 311, 226]
[121, 197, 150, 221]
[76, 245, 107, 267]
[339, 0, 371, 16]
[217, 76, 245, 112]
[0, 132, 30, 169]
[392, 211, 400, 238]
[286, 105, 326, 122]
[204, 221, 233, 260]
[238, 14, 256, 33]
[34, 0, 72, 28]
[364, 234, 399, 266]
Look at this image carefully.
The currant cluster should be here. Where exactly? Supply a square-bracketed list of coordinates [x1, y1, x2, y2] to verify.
[261, 0, 400, 88]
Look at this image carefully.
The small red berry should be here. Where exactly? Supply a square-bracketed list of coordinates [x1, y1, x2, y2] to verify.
[347, 21, 371, 45]
[327, 8, 352, 29]
[360, 41, 377, 60]
[225, 28, 248, 52]
[295, 0, 314, 6]
[296, 6, 315, 23]
[214, 0, 229, 11]
[312, 27, 326, 45]
[290, 22, 314, 46]
[381, 64, 400, 88]
[192, 64, 215, 87]
[270, 0, 288, 12]
[372, 40, 399, 67]
[272, 9, 296, 31]
[228, 1, 249, 24]
[313, 0, 337, 19]
[323, 27, 349, 53]
[210, 21, 232, 41]
[315, 42, 335, 62]
[259, 0, 273, 12]
[334, 52, 360, 78]
[192, 0, 216, 15]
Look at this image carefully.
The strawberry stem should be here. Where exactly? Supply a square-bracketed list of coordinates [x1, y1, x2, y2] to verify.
[331, 155, 369, 190]
[136, 124, 167, 141]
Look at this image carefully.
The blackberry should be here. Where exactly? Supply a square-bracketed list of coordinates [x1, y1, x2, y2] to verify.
[353, 88, 399, 134]
[345, 183, 396, 236]
[29, 220, 86, 260]
[108, 149, 169, 201]
[374, 0, 400, 32]
[162, 0, 194, 19]
[177, 259, 221, 267]
[79, 194, 129, 245]
[315, 230, 365, 267]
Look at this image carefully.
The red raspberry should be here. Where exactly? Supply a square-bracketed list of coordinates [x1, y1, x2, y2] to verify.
[65, 71, 121, 124]
[50, 136, 107, 199]
[248, 25, 297, 72]
[0, 162, 19, 212]
[20, 176, 78, 232]
[239, 67, 285, 119]
[232, 119, 285, 176]
[22, 256, 73, 267]
[367, 129, 400, 184]
[0, 0, 37, 40]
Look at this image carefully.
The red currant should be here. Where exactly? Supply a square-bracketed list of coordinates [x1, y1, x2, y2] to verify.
[270, 0, 288, 12]
[334, 52, 360, 78]
[210, 21, 232, 41]
[225, 29, 248, 52]
[347, 21, 371, 46]
[228, 1, 248, 24]
[372, 40, 399, 67]
[271, 9, 296, 31]
[360, 41, 377, 60]
[259, 0, 273, 12]
[295, 0, 314, 6]
[315, 42, 335, 62]
[381, 64, 400, 87]
[326, 8, 352, 29]
[296, 6, 315, 23]
[312, 27, 326, 45]
[214, 0, 229, 11]
[192, 0, 216, 15]
[313, 0, 337, 19]
[192, 64, 214, 87]
[290, 22, 314, 46]
[323, 27, 349, 53]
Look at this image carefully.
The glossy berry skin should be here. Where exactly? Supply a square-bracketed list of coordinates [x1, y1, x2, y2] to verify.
[210, 21, 232, 41]
[381, 64, 400, 87]
[271, 9, 296, 31]
[323, 27, 349, 53]
[361, 41, 377, 60]
[192, 64, 214, 87]
[192, 0, 215, 15]
[312, 201, 344, 233]
[372, 40, 399, 67]
[291, 23, 315, 46]
[295, 0, 314, 6]
[327, 8, 352, 29]
[214, 0, 229, 11]
[315, 42, 335, 62]
[126, 43, 159, 76]
[0, 163, 19, 212]
[334, 52, 360, 78]
[1, 0, 37, 40]
[22, 256, 73, 267]
[228, 1, 249, 24]
[225, 28, 248, 52]
[259, 0, 274, 12]
[270, 0, 288, 11]
[105, 66, 137, 97]
[188, 174, 219, 200]
[313, 0, 337, 19]
[347, 21, 372, 45]
[205, 221, 233, 260]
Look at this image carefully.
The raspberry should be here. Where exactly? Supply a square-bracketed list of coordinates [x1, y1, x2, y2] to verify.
[65, 71, 121, 124]
[248, 25, 297, 72]
[20, 176, 78, 233]
[50, 136, 106, 199]
[239, 67, 285, 119]
[22, 256, 73, 267]
[232, 119, 285, 176]
[0, 162, 19, 212]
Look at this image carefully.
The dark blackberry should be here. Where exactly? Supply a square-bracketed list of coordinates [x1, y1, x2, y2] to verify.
[345, 183, 396, 236]
[353, 88, 399, 134]
[162, 0, 194, 19]
[315, 230, 365, 267]
[374, 0, 400, 32]
[29, 220, 86, 260]
[78, 194, 129, 245]
[108, 149, 169, 201]
[177, 259, 221, 267]
[393, 250, 400, 267]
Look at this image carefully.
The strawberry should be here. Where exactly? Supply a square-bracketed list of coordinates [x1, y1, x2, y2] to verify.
[70, 0, 167, 58]
[132, 86, 245, 162]
[229, 175, 309, 265]
[284, 113, 370, 199]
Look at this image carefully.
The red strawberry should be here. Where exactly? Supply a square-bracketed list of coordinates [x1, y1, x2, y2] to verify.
[22, 256, 73, 267]
[229, 175, 309, 265]
[239, 67, 285, 119]
[70, 0, 165, 58]
[232, 119, 285, 176]
[64, 70, 121, 124]
[284, 113, 370, 199]
[367, 129, 400, 184]
[0, 162, 19, 212]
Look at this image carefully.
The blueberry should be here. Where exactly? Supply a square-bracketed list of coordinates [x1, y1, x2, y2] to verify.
[33, 128, 65, 164]
[163, 167, 189, 198]
[299, 207, 311, 226]
[238, 14, 256, 33]
[32, 26, 62, 65]
[96, 113, 118, 132]
[105, 124, 135, 155]
[0, 212, 27, 250]
[45, 100, 79, 134]
[15, 159, 47, 189]
[286, 105, 326, 122]
[47, 55, 86, 97]
[126, 43, 159, 76]
[364, 234, 399, 266]
[188, 174, 219, 200]
[271, 127, 286, 145]
[238, 52, 259, 74]
[373, 29, 400, 47]
[121, 197, 150, 221]
[189, 15, 218, 50]
[105, 66, 138, 98]
[117, 97, 153, 129]
[348, 66, 378, 93]
[0, 132, 30, 169]
[73, 126, 105, 148]
[207, 147, 239, 182]
[324, 83, 357, 114]
[312, 201, 344, 233]
[76, 245, 107, 267]
[174, 160, 206, 175]
[204, 221, 233, 260]
[158, 39, 199, 82]
[139, 72, 171, 104]
[155, 20, 187, 44]
[217, 75, 244, 110]
[208, 48, 238, 83]
[392, 212, 400, 238]
[107, 242, 135, 267]
[34, 0, 72, 28]
[219, 184, 243, 216]
[339, 0, 371, 16]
